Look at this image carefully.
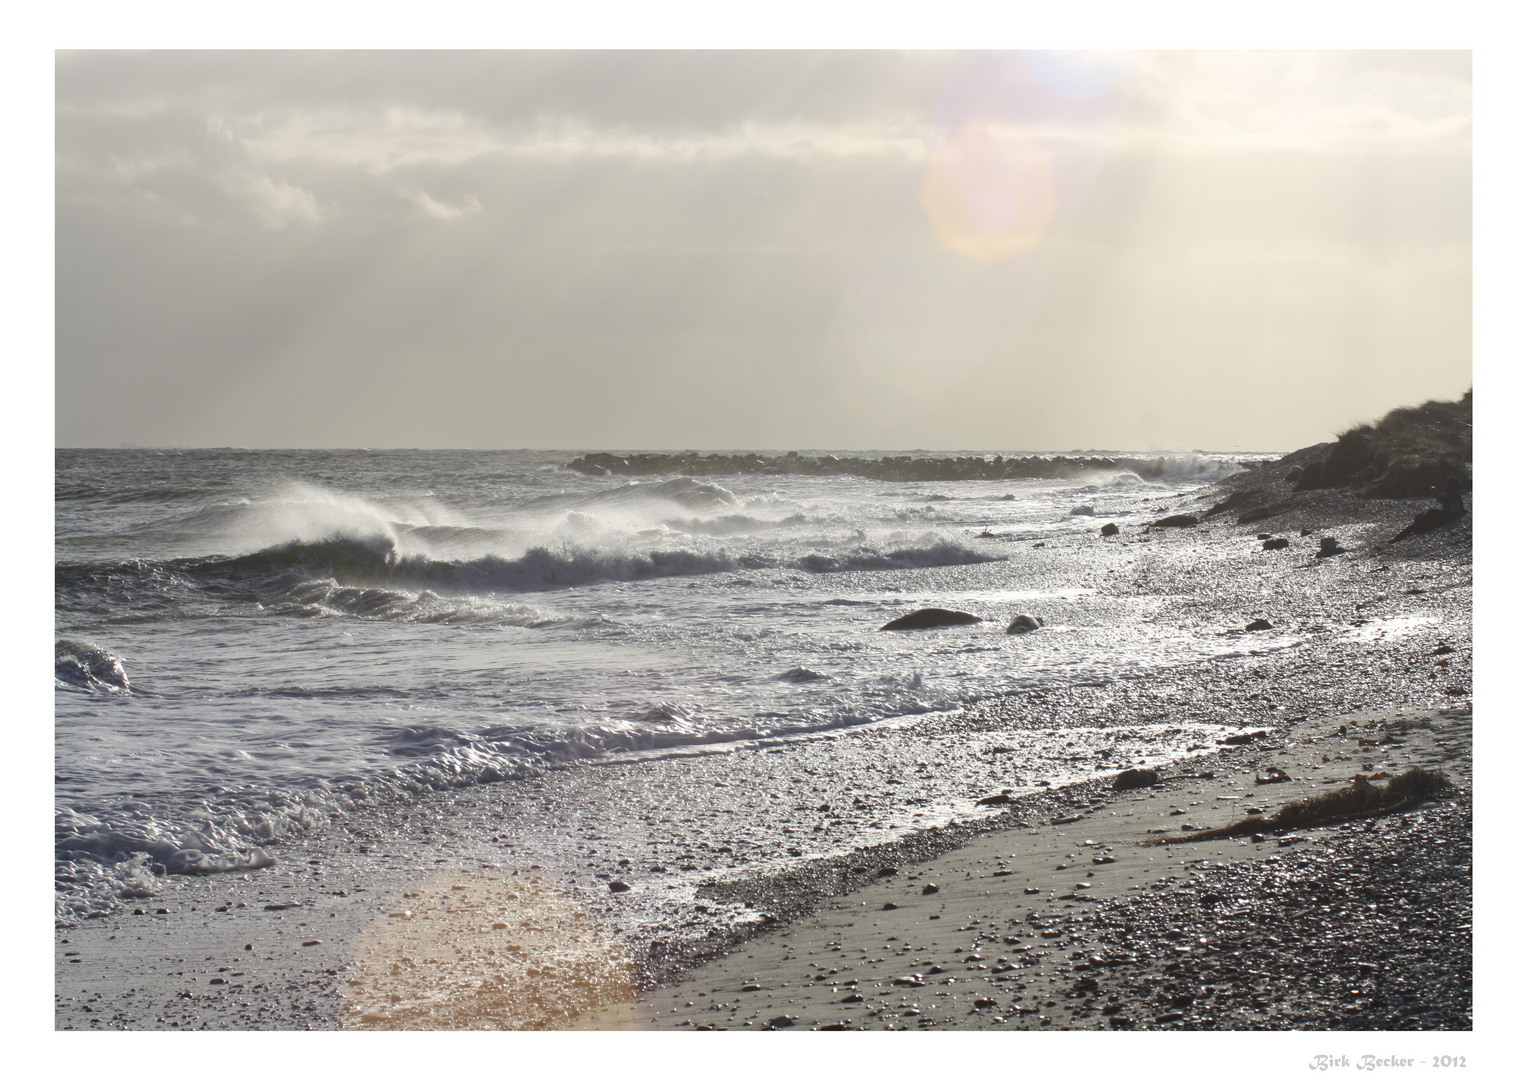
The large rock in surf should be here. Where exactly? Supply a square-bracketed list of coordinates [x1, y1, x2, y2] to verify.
[1006, 614, 1044, 634]
[880, 608, 982, 631]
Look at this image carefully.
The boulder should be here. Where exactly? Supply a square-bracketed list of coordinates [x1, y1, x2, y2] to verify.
[1113, 768, 1160, 791]
[1317, 537, 1345, 558]
[1006, 614, 1044, 634]
[1100, 522, 1120, 537]
[880, 608, 982, 631]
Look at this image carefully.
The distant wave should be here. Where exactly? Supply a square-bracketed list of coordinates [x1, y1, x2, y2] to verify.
[57, 536, 1004, 610]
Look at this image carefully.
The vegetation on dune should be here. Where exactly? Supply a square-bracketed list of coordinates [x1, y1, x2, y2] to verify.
[1296, 390, 1472, 498]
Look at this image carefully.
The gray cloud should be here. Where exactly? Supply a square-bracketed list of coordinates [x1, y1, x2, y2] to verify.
[56, 51, 1471, 451]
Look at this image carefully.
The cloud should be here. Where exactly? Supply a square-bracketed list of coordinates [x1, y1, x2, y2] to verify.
[403, 186, 482, 220]
[239, 172, 325, 228]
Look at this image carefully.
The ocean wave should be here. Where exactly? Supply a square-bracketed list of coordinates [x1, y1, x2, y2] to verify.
[58, 536, 1004, 611]
[52, 697, 898, 923]
[55, 640, 131, 692]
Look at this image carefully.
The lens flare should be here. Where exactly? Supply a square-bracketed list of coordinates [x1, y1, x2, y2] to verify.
[338, 867, 639, 1030]
[921, 123, 1056, 262]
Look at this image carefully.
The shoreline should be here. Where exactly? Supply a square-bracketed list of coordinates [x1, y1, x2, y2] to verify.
[625, 706, 1471, 1031]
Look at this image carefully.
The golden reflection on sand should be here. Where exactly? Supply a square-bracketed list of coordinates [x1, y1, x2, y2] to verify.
[337, 868, 640, 1030]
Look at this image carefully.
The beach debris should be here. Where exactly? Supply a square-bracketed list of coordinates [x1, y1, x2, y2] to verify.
[1006, 614, 1044, 634]
[880, 608, 982, 631]
[1113, 768, 1160, 791]
[1255, 768, 1291, 785]
[1219, 730, 1268, 746]
[1100, 522, 1120, 537]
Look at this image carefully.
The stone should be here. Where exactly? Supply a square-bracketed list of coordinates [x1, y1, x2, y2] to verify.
[1006, 614, 1044, 634]
[608, 880, 631, 892]
[1151, 513, 1200, 528]
[1262, 537, 1290, 550]
[976, 793, 1014, 806]
[1257, 533, 1273, 540]
[1100, 522, 1120, 537]
[1112, 768, 1160, 791]
[1070, 505, 1096, 516]
[1218, 730, 1267, 745]
[880, 608, 982, 631]
[1245, 619, 1274, 632]
[922, 883, 940, 894]
[1318, 537, 1345, 557]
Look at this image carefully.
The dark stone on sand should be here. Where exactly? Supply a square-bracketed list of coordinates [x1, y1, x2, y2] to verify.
[1100, 522, 1120, 537]
[1256, 533, 1273, 540]
[922, 883, 940, 894]
[1113, 768, 1160, 791]
[880, 608, 982, 631]
[883, 902, 899, 910]
[767, 1015, 796, 1029]
[1219, 730, 1268, 745]
[1300, 527, 1313, 537]
[1245, 619, 1274, 632]
[876, 866, 899, 877]
[976, 793, 1015, 805]
[1262, 537, 1290, 551]
[1152, 513, 1200, 528]
[608, 881, 631, 892]
[1006, 614, 1043, 634]
[1318, 537, 1346, 557]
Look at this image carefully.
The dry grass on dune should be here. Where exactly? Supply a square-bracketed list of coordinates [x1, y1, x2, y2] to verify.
[1297, 390, 1472, 498]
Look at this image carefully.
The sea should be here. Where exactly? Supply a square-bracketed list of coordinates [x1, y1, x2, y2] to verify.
[55, 447, 1272, 924]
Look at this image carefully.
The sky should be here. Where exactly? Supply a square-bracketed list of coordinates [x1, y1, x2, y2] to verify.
[54, 49, 1473, 452]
